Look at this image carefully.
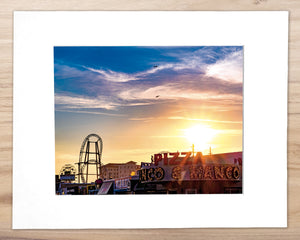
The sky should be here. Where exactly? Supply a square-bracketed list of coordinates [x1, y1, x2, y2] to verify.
[55, 46, 243, 174]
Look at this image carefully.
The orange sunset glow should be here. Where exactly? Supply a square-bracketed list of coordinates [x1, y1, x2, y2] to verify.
[55, 46, 243, 174]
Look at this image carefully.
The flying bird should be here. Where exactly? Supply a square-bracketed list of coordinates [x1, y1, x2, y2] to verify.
[156, 95, 160, 98]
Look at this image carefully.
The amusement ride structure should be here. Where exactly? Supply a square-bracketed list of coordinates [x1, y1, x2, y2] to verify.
[60, 164, 76, 176]
[76, 134, 103, 183]
[59, 164, 76, 182]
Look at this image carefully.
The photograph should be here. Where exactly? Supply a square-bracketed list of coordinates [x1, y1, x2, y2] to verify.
[54, 46, 243, 195]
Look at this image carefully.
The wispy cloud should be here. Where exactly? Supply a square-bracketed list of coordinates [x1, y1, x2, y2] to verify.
[84, 67, 138, 82]
[56, 47, 243, 85]
[149, 135, 185, 138]
[167, 116, 243, 124]
[205, 50, 243, 83]
[117, 84, 242, 102]
[128, 117, 155, 121]
[221, 129, 243, 135]
[84, 61, 199, 83]
[121, 102, 157, 107]
[55, 94, 117, 110]
[82, 48, 213, 84]
[55, 109, 126, 117]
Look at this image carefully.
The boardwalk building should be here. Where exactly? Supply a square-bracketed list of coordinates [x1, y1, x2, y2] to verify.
[101, 161, 140, 179]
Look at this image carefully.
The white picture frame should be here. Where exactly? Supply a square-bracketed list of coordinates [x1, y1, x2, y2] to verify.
[13, 11, 288, 228]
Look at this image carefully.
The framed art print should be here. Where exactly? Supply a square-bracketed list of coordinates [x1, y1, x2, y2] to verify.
[54, 46, 243, 195]
[13, 11, 288, 228]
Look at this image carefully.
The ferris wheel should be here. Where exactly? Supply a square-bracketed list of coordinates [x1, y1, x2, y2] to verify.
[60, 164, 76, 182]
[76, 134, 103, 183]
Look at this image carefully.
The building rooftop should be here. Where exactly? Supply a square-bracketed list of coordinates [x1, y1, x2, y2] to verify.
[103, 161, 137, 167]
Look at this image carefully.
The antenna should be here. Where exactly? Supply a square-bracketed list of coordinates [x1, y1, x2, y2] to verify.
[192, 144, 195, 157]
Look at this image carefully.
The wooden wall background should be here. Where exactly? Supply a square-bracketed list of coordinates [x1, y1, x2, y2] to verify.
[0, 0, 299, 239]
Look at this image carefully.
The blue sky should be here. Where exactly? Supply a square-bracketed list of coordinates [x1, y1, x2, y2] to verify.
[55, 46, 243, 174]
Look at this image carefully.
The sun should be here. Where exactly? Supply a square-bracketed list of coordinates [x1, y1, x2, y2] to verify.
[184, 124, 218, 151]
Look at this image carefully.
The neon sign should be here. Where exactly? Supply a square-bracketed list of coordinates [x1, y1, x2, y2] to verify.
[139, 167, 165, 182]
[154, 152, 203, 165]
[139, 151, 242, 182]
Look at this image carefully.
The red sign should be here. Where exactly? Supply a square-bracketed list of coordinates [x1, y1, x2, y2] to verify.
[154, 152, 203, 166]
